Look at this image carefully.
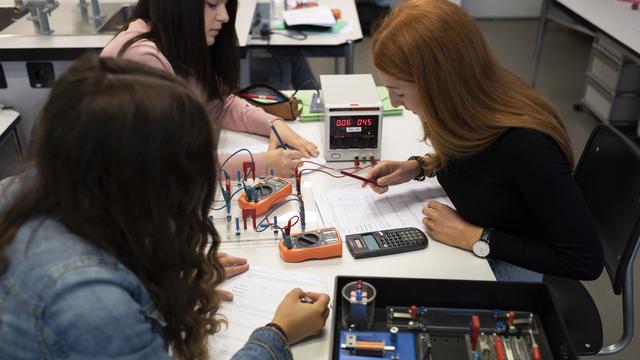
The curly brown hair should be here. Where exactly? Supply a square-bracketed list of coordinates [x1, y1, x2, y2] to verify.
[0, 54, 225, 359]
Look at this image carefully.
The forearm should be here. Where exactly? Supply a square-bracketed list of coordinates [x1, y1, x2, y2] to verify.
[489, 230, 603, 280]
[231, 327, 292, 360]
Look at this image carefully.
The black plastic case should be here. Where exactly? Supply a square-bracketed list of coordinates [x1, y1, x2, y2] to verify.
[331, 276, 578, 360]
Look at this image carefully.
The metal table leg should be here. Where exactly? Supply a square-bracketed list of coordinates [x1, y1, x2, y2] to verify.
[530, 0, 550, 87]
[345, 40, 354, 74]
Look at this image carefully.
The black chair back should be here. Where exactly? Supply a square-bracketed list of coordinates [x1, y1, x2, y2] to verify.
[573, 124, 640, 294]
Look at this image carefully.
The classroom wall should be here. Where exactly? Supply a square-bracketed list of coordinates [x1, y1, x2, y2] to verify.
[462, 0, 543, 18]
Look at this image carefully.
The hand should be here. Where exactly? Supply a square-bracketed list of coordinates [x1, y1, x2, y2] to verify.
[421, 200, 483, 251]
[270, 119, 319, 158]
[215, 252, 249, 302]
[218, 252, 249, 278]
[271, 288, 331, 344]
[265, 148, 303, 177]
[362, 160, 421, 194]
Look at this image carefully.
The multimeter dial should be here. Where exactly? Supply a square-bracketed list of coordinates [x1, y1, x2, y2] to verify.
[296, 233, 320, 247]
[253, 185, 273, 196]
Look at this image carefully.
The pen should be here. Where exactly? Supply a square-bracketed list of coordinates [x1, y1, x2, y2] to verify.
[243, 93, 279, 101]
[340, 170, 379, 186]
[300, 295, 314, 304]
[270, 124, 288, 150]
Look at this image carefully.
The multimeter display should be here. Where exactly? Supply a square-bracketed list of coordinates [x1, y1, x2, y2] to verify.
[329, 115, 379, 149]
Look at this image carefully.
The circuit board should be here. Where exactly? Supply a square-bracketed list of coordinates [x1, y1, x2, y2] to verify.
[209, 178, 320, 244]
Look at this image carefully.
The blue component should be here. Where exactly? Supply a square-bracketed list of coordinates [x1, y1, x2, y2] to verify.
[259, 175, 266, 180]
[235, 217, 240, 236]
[496, 321, 505, 330]
[270, 169, 275, 176]
[300, 206, 306, 230]
[283, 235, 292, 249]
[226, 202, 231, 221]
[362, 234, 379, 250]
[355, 289, 362, 301]
[472, 351, 481, 360]
[260, 224, 269, 229]
[338, 331, 416, 360]
[252, 188, 259, 203]
[349, 302, 367, 330]
[493, 309, 500, 318]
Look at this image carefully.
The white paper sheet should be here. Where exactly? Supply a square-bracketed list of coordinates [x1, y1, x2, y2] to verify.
[283, 5, 337, 27]
[208, 266, 328, 359]
[315, 182, 450, 236]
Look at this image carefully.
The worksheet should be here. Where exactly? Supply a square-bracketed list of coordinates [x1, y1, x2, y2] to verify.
[208, 266, 328, 359]
[315, 182, 450, 236]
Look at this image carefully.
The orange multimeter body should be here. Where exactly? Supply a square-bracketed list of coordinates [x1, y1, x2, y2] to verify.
[238, 176, 292, 215]
[279, 227, 343, 263]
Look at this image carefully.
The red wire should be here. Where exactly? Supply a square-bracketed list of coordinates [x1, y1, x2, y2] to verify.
[299, 168, 346, 178]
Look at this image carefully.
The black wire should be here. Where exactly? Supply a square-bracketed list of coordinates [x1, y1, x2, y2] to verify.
[269, 30, 308, 41]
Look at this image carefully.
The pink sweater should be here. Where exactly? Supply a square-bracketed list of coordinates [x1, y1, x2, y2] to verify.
[100, 19, 274, 176]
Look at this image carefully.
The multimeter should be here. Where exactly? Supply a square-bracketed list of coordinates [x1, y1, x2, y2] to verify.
[238, 176, 292, 215]
[279, 227, 343, 263]
[321, 74, 383, 162]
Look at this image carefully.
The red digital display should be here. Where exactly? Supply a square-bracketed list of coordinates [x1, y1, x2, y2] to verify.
[334, 118, 374, 127]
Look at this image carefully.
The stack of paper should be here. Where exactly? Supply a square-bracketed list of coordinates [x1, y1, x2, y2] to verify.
[283, 5, 337, 28]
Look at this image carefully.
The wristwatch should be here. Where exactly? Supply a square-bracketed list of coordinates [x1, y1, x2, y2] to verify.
[472, 228, 493, 258]
[407, 156, 426, 181]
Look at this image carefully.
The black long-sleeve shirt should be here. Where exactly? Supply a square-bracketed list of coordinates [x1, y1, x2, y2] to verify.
[437, 128, 604, 280]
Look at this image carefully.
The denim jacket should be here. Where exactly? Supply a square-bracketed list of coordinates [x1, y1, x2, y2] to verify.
[0, 177, 292, 359]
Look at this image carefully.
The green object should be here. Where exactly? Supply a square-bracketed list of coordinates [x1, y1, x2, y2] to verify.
[273, 20, 348, 33]
[295, 86, 404, 122]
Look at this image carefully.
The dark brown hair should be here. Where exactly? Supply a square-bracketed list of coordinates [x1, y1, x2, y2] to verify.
[373, 0, 573, 172]
[118, 0, 239, 101]
[0, 54, 225, 359]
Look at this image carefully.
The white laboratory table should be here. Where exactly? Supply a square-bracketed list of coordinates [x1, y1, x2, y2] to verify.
[531, 0, 640, 85]
[240, 0, 363, 74]
[216, 109, 496, 359]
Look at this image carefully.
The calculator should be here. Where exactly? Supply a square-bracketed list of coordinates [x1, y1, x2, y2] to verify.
[345, 227, 428, 259]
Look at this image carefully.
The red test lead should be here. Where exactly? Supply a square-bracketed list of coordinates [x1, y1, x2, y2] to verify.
[339, 170, 379, 186]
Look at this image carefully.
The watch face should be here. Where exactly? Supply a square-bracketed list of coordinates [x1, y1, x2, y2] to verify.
[472, 241, 490, 258]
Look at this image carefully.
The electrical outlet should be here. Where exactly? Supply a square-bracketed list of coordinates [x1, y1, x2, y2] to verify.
[26, 62, 55, 88]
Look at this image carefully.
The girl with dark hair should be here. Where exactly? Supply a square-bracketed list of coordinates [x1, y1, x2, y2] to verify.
[101, 0, 319, 177]
[0, 55, 330, 359]
[364, 0, 603, 282]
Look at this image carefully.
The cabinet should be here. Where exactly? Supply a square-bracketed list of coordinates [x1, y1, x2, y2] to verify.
[582, 33, 640, 126]
[0, 108, 23, 180]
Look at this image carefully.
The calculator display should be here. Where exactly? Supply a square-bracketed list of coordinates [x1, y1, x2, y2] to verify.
[362, 234, 379, 250]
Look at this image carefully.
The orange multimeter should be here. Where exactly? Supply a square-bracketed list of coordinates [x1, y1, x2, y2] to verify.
[279, 227, 343, 263]
[238, 176, 292, 215]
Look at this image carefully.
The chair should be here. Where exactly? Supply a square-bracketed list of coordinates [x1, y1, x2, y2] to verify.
[543, 124, 640, 355]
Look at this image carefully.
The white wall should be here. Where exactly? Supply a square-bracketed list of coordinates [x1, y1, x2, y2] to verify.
[462, 0, 543, 18]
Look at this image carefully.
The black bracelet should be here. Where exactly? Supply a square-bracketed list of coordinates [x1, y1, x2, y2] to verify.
[265, 322, 288, 342]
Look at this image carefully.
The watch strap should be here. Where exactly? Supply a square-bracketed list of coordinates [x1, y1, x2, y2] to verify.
[408, 155, 426, 181]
